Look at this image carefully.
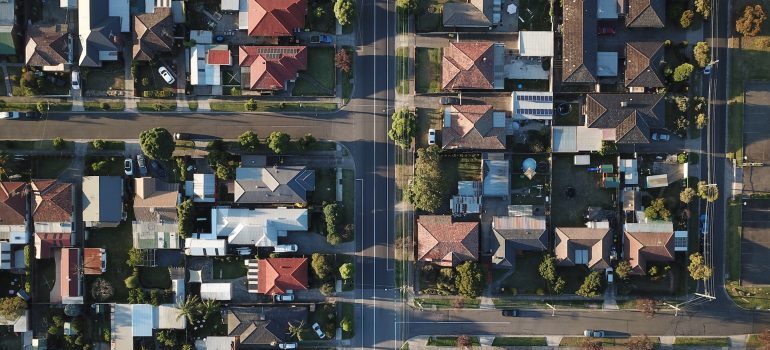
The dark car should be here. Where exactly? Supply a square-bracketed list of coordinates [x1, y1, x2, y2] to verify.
[26, 111, 42, 119]
[149, 160, 167, 178]
[501, 309, 519, 317]
[597, 27, 616, 35]
[174, 133, 191, 140]
[440, 96, 461, 105]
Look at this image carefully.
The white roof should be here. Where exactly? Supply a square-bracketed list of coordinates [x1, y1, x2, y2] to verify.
[552, 126, 603, 153]
[238, 0, 248, 29]
[221, 0, 239, 11]
[645, 174, 668, 188]
[172, 279, 185, 304]
[198, 336, 239, 350]
[482, 159, 509, 197]
[512, 91, 554, 120]
[190, 46, 223, 86]
[185, 238, 227, 256]
[619, 158, 639, 185]
[518, 31, 554, 57]
[625, 222, 673, 232]
[574, 155, 591, 165]
[597, 52, 618, 77]
[212, 207, 308, 246]
[132, 304, 154, 337]
[113, 304, 133, 350]
[60, 0, 76, 8]
[200, 283, 232, 301]
[190, 30, 213, 44]
[157, 304, 186, 329]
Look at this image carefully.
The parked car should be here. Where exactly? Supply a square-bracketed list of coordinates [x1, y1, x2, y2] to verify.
[584, 330, 605, 338]
[659, 133, 670, 141]
[278, 343, 298, 349]
[235, 247, 252, 256]
[124, 158, 134, 177]
[158, 66, 175, 85]
[174, 133, 191, 140]
[274, 293, 295, 302]
[310, 35, 333, 44]
[700, 214, 709, 235]
[149, 160, 167, 178]
[0, 112, 20, 120]
[597, 27, 615, 35]
[703, 64, 713, 75]
[71, 71, 80, 90]
[428, 129, 436, 145]
[501, 309, 519, 317]
[312, 322, 326, 339]
[606, 267, 614, 284]
[274, 244, 298, 253]
[439, 96, 460, 105]
[136, 155, 148, 177]
[26, 111, 42, 119]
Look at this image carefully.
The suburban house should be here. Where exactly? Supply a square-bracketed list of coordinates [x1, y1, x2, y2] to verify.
[246, 0, 306, 37]
[24, 25, 70, 71]
[32, 180, 74, 258]
[0, 0, 16, 56]
[561, 0, 597, 84]
[626, 0, 665, 28]
[254, 257, 309, 295]
[551, 125, 603, 153]
[442, 41, 505, 90]
[60, 247, 83, 304]
[0, 182, 28, 270]
[34, 232, 73, 259]
[442, 104, 506, 150]
[442, 0, 498, 29]
[417, 215, 479, 267]
[132, 221, 180, 249]
[209, 207, 308, 247]
[554, 225, 612, 270]
[82, 176, 124, 228]
[233, 165, 315, 204]
[133, 7, 174, 61]
[133, 177, 179, 223]
[490, 206, 548, 269]
[226, 306, 308, 347]
[191, 42, 232, 89]
[78, 0, 130, 67]
[583, 93, 665, 144]
[238, 46, 308, 91]
[185, 173, 216, 202]
[112, 303, 186, 350]
[625, 42, 665, 91]
[624, 222, 687, 275]
[196, 336, 240, 350]
[511, 92, 554, 121]
[184, 238, 227, 256]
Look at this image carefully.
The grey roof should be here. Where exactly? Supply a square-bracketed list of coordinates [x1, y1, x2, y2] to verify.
[443, 2, 492, 27]
[234, 166, 315, 204]
[132, 221, 179, 249]
[482, 158, 509, 197]
[562, 0, 597, 83]
[212, 207, 308, 246]
[79, 0, 122, 67]
[625, 42, 665, 88]
[82, 176, 123, 224]
[584, 93, 665, 144]
[491, 216, 548, 268]
[626, 0, 665, 28]
[0, 0, 14, 27]
[227, 306, 308, 345]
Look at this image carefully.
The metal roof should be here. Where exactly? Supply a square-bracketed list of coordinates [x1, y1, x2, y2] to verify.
[518, 31, 554, 57]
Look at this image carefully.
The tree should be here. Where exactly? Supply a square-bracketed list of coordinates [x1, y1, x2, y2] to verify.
[455, 261, 483, 298]
[396, 0, 420, 11]
[457, 335, 472, 347]
[680, 9, 694, 28]
[693, 113, 707, 129]
[697, 181, 719, 202]
[636, 299, 658, 317]
[36, 101, 46, 113]
[598, 141, 617, 156]
[199, 299, 220, 319]
[266, 131, 290, 154]
[177, 199, 194, 239]
[628, 335, 655, 350]
[288, 320, 306, 341]
[736, 5, 767, 37]
[680, 187, 697, 204]
[244, 98, 257, 111]
[150, 289, 161, 306]
[693, 42, 711, 67]
[552, 276, 566, 294]
[673, 95, 689, 112]
[297, 133, 316, 151]
[91, 139, 106, 150]
[156, 330, 177, 348]
[695, 0, 711, 18]
[52, 137, 65, 150]
[688, 252, 713, 280]
[176, 295, 201, 323]
[538, 254, 557, 284]
[339, 262, 354, 280]
[91, 278, 114, 301]
[126, 248, 143, 267]
[0, 152, 10, 180]
[341, 317, 353, 332]
[320, 281, 335, 296]
[0, 297, 26, 320]
[124, 274, 140, 289]
[215, 164, 234, 180]
[334, 0, 356, 25]
[387, 109, 416, 149]
[238, 131, 260, 152]
[335, 49, 352, 73]
[139, 128, 174, 160]
[673, 63, 694, 82]
[576, 271, 603, 297]
[323, 203, 341, 236]
[312, 253, 333, 281]
[644, 198, 671, 221]
[409, 145, 445, 212]
[615, 260, 632, 280]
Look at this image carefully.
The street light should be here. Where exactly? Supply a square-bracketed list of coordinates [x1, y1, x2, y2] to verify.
[545, 303, 555, 316]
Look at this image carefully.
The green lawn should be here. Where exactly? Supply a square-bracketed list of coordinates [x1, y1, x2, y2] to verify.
[492, 337, 547, 346]
[84, 62, 125, 92]
[188, 101, 199, 111]
[139, 267, 171, 289]
[212, 258, 247, 279]
[84, 156, 124, 176]
[86, 220, 134, 302]
[31, 157, 72, 179]
[209, 101, 337, 112]
[311, 303, 337, 340]
[415, 298, 480, 309]
[34, 258, 55, 302]
[555, 103, 580, 126]
[561, 337, 660, 348]
[88, 140, 125, 152]
[415, 0, 451, 32]
[427, 336, 480, 347]
[137, 101, 177, 112]
[726, 200, 742, 281]
[310, 168, 336, 206]
[84, 101, 126, 111]
[551, 154, 615, 227]
[415, 48, 442, 93]
[674, 337, 729, 347]
[415, 107, 443, 149]
[497, 252, 548, 294]
[0, 100, 71, 111]
[293, 47, 335, 96]
[396, 47, 409, 94]
[438, 154, 481, 214]
[342, 169, 355, 237]
[341, 302, 355, 339]
[726, 281, 770, 309]
[617, 262, 687, 296]
[0, 139, 75, 152]
[307, 0, 336, 33]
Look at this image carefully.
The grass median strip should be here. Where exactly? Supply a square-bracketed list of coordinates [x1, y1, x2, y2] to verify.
[427, 336, 479, 347]
[674, 337, 729, 347]
[396, 47, 409, 95]
[137, 101, 177, 112]
[210, 101, 337, 112]
[84, 101, 126, 111]
[492, 337, 547, 346]
[415, 297, 480, 309]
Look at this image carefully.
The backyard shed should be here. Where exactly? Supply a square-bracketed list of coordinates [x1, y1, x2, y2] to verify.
[645, 174, 668, 188]
[200, 283, 232, 301]
[574, 155, 591, 165]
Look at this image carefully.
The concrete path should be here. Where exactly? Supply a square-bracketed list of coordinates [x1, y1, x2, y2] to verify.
[49, 250, 62, 303]
[0, 63, 11, 96]
[123, 46, 137, 112]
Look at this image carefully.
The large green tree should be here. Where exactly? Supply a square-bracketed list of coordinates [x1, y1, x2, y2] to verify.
[575, 271, 603, 297]
[238, 131, 260, 152]
[697, 181, 719, 202]
[388, 109, 416, 149]
[334, 0, 356, 25]
[688, 252, 713, 280]
[455, 261, 483, 298]
[177, 199, 194, 238]
[408, 145, 445, 212]
[312, 253, 333, 281]
[644, 198, 671, 221]
[0, 297, 26, 320]
[266, 131, 291, 154]
[139, 128, 174, 160]
[673, 63, 694, 82]
[693, 42, 711, 67]
[695, 0, 711, 18]
[736, 5, 767, 37]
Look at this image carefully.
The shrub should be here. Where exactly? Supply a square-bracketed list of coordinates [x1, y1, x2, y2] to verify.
[52, 137, 65, 150]
[244, 98, 258, 111]
[575, 271, 603, 297]
[312, 253, 333, 281]
[455, 261, 483, 298]
[680, 9, 694, 28]
[320, 282, 335, 296]
[673, 63, 694, 82]
[124, 274, 139, 289]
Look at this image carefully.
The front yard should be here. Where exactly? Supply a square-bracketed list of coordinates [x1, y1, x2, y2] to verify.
[416, 107, 443, 149]
[415, 48, 442, 93]
[292, 47, 335, 96]
[83, 62, 125, 93]
[85, 156, 125, 176]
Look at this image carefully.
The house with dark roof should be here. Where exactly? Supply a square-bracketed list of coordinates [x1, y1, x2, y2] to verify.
[133, 177, 179, 223]
[561, 0, 597, 84]
[625, 0, 665, 28]
[133, 7, 174, 61]
[59, 247, 83, 304]
[442, 105, 506, 150]
[82, 176, 124, 228]
[227, 306, 308, 346]
[78, 0, 129, 67]
[583, 93, 665, 144]
[490, 211, 547, 269]
[238, 46, 308, 91]
[0, 182, 29, 270]
[554, 225, 612, 270]
[234, 165, 315, 204]
[442, 42, 505, 90]
[256, 257, 309, 295]
[31, 180, 74, 247]
[625, 42, 665, 91]
[246, 0, 306, 37]
[624, 222, 685, 275]
[417, 215, 479, 267]
[443, 0, 496, 28]
[24, 25, 70, 71]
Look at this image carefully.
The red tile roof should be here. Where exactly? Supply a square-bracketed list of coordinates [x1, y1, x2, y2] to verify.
[207, 48, 232, 65]
[239, 46, 307, 90]
[248, 0, 307, 37]
[60, 247, 81, 300]
[31, 180, 72, 223]
[83, 248, 104, 275]
[442, 104, 506, 149]
[417, 215, 479, 267]
[0, 182, 27, 226]
[624, 230, 675, 275]
[35, 232, 72, 259]
[442, 42, 495, 90]
[257, 257, 309, 295]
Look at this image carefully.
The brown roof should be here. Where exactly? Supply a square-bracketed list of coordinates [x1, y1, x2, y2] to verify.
[83, 248, 104, 275]
[238, 46, 307, 90]
[133, 178, 178, 222]
[417, 215, 479, 266]
[257, 258, 309, 295]
[442, 42, 496, 90]
[60, 247, 82, 300]
[626, 0, 665, 28]
[133, 8, 174, 61]
[25, 25, 70, 68]
[562, 0, 597, 83]
[624, 225, 675, 275]
[442, 104, 506, 150]
[247, 0, 307, 37]
[554, 226, 612, 270]
[35, 232, 72, 259]
[0, 182, 27, 226]
[625, 42, 665, 88]
[31, 180, 72, 223]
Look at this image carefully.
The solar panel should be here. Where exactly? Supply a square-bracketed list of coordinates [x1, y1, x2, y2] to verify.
[516, 94, 554, 102]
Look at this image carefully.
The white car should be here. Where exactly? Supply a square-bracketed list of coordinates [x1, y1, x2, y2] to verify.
[428, 128, 436, 145]
[606, 267, 614, 284]
[71, 71, 80, 90]
[158, 66, 175, 85]
[274, 293, 295, 302]
[278, 343, 298, 349]
[124, 158, 134, 176]
[0, 112, 20, 120]
[235, 247, 252, 256]
[274, 244, 298, 253]
[312, 322, 326, 339]
[584, 330, 605, 338]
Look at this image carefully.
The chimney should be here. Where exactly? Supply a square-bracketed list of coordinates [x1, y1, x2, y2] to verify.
[620, 101, 628, 108]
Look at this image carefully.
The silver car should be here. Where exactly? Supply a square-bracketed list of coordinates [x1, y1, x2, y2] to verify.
[158, 66, 175, 85]
[312, 322, 326, 339]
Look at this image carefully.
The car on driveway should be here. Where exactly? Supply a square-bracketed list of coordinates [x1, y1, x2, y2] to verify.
[274, 293, 295, 302]
[158, 66, 175, 85]
[0, 112, 20, 120]
[584, 330, 605, 338]
[310, 35, 333, 44]
[136, 155, 148, 177]
[501, 309, 519, 317]
[597, 27, 615, 35]
[428, 129, 436, 145]
[71, 71, 81, 90]
[278, 343, 298, 349]
[312, 322, 326, 339]
[124, 158, 134, 177]
[274, 244, 298, 253]
[440, 96, 460, 105]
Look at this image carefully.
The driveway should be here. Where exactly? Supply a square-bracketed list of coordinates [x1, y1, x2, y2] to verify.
[280, 232, 355, 255]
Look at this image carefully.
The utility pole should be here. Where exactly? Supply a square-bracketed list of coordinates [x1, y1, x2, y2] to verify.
[545, 303, 555, 316]
[663, 302, 681, 316]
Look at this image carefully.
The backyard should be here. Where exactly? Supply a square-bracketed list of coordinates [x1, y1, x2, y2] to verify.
[517, 0, 552, 31]
[212, 257, 247, 279]
[415, 47, 442, 93]
[550, 154, 615, 227]
[85, 220, 134, 302]
[307, 0, 336, 33]
[439, 154, 481, 213]
[139, 266, 171, 289]
[293, 47, 335, 96]
[415, 0, 455, 32]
